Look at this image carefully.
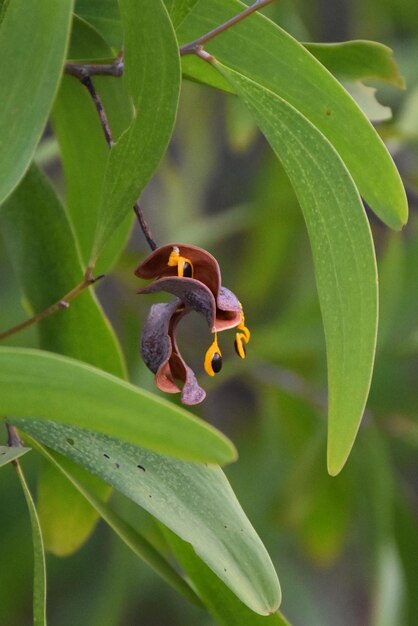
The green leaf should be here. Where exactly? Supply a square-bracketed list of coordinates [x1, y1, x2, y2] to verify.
[165, 529, 289, 624]
[217, 65, 378, 475]
[68, 14, 112, 60]
[164, 0, 200, 29]
[91, 0, 181, 261]
[305, 41, 405, 87]
[0, 0, 73, 207]
[0, 163, 126, 554]
[74, 0, 122, 48]
[27, 436, 201, 606]
[0, 164, 126, 377]
[15, 461, 47, 626]
[0, 445, 31, 467]
[53, 31, 133, 272]
[37, 459, 109, 557]
[14, 419, 281, 616]
[0, 347, 236, 465]
[178, 0, 407, 228]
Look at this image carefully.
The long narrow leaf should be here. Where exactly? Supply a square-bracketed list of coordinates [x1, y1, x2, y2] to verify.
[27, 436, 201, 607]
[0, 347, 236, 465]
[15, 462, 47, 626]
[0, 0, 73, 206]
[14, 419, 281, 616]
[91, 0, 181, 260]
[217, 64, 378, 475]
[178, 0, 407, 228]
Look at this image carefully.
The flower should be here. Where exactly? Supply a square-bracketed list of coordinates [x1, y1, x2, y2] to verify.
[135, 244, 250, 405]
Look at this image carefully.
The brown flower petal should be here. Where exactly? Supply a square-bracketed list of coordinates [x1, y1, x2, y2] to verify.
[135, 243, 221, 299]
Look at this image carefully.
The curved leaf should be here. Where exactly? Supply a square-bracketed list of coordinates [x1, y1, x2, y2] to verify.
[305, 41, 405, 87]
[0, 347, 236, 465]
[217, 65, 378, 475]
[178, 0, 407, 228]
[0, 0, 73, 206]
[15, 462, 47, 626]
[28, 437, 201, 606]
[166, 529, 290, 624]
[91, 0, 181, 261]
[14, 419, 281, 616]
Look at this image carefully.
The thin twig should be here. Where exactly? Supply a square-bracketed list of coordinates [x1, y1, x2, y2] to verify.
[179, 0, 276, 56]
[7, 423, 23, 449]
[74, 72, 158, 251]
[64, 58, 124, 79]
[0, 271, 104, 342]
[81, 75, 114, 148]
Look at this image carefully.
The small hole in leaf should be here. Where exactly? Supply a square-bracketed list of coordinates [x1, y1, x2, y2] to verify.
[66, 438, 75, 446]
[103, 453, 110, 459]
[137, 465, 146, 472]
[115, 463, 120, 469]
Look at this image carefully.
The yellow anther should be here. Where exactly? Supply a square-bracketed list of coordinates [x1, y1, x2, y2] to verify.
[204, 333, 222, 376]
[234, 310, 250, 359]
[167, 246, 193, 278]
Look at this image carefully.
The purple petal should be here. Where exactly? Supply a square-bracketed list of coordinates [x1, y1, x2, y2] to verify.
[138, 277, 217, 330]
[140, 299, 180, 375]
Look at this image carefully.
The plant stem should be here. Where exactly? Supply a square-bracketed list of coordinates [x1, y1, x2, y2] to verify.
[0, 270, 104, 342]
[7, 423, 23, 449]
[179, 0, 276, 56]
[73, 71, 158, 251]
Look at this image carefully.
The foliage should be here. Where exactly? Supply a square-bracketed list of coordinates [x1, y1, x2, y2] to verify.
[0, 0, 416, 624]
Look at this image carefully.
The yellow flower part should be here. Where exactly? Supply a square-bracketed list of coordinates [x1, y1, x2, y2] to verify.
[167, 246, 194, 278]
[234, 314, 251, 359]
[204, 332, 222, 376]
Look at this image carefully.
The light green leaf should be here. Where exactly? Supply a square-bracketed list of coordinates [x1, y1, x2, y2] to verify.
[91, 0, 181, 261]
[217, 65, 378, 475]
[178, 0, 407, 228]
[165, 529, 289, 624]
[27, 436, 201, 606]
[0, 0, 73, 207]
[0, 445, 31, 467]
[37, 459, 109, 557]
[15, 461, 47, 626]
[305, 41, 405, 87]
[0, 347, 236, 465]
[14, 419, 281, 616]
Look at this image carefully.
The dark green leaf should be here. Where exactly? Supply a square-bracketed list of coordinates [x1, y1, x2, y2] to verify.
[74, 0, 122, 48]
[164, 0, 200, 29]
[217, 65, 378, 475]
[15, 419, 281, 616]
[1, 347, 236, 465]
[0, 0, 73, 206]
[28, 436, 201, 606]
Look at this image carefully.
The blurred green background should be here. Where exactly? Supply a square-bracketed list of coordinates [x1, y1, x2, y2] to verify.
[1, 0, 417, 624]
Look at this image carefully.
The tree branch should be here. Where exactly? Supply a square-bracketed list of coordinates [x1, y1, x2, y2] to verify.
[0, 270, 104, 342]
[179, 0, 276, 56]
